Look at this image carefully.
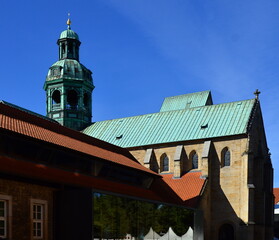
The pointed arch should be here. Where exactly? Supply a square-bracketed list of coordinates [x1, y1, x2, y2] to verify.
[190, 151, 199, 169]
[160, 153, 169, 172]
[221, 147, 231, 167]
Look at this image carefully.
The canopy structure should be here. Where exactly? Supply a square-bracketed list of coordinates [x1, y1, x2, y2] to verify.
[181, 227, 193, 240]
[144, 227, 160, 240]
[159, 227, 180, 240]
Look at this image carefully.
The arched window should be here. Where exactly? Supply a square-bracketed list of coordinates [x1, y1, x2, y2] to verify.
[221, 147, 231, 167]
[191, 151, 198, 169]
[160, 154, 169, 172]
[61, 43, 66, 59]
[67, 90, 78, 109]
[68, 42, 73, 54]
[52, 90, 61, 105]
[83, 92, 89, 108]
[218, 224, 234, 240]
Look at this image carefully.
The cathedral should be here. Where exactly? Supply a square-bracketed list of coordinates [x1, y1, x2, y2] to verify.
[0, 19, 274, 240]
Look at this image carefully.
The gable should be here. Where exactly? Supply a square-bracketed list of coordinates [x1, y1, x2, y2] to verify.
[160, 90, 213, 112]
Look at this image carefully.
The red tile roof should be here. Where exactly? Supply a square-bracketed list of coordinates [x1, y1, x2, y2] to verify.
[0, 101, 204, 208]
[274, 188, 279, 204]
[0, 102, 158, 176]
[161, 172, 206, 207]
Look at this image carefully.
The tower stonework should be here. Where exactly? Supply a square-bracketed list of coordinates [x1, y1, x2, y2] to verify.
[44, 19, 94, 131]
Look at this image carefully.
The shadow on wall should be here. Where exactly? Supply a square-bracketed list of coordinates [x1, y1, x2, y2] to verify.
[202, 144, 248, 240]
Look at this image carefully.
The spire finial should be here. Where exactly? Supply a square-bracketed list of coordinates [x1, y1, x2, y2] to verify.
[67, 13, 71, 29]
[254, 89, 261, 100]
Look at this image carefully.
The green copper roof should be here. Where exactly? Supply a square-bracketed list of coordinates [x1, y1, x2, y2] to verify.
[160, 91, 213, 112]
[45, 59, 93, 83]
[83, 99, 256, 148]
[60, 29, 79, 40]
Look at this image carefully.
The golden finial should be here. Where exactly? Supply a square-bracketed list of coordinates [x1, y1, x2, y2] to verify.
[67, 13, 71, 29]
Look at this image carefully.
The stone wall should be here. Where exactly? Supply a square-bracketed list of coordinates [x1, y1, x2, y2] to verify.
[128, 136, 259, 240]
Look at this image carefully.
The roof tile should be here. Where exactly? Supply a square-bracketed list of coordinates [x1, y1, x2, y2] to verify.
[161, 171, 206, 206]
[274, 188, 279, 204]
[0, 102, 157, 176]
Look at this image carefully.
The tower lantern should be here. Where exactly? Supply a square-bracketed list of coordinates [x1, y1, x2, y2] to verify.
[43, 18, 95, 130]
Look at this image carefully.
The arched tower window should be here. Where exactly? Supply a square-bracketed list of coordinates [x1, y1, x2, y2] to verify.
[83, 92, 89, 108]
[52, 90, 61, 105]
[191, 151, 198, 169]
[160, 154, 169, 172]
[67, 90, 78, 109]
[221, 147, 231, 167]
[61, 43, 66, 59]
[218, 223, 234, 240]
[68, 42, 73, 54]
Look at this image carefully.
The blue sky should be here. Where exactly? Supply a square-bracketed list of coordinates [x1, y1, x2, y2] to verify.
[1, 0, 279, 186]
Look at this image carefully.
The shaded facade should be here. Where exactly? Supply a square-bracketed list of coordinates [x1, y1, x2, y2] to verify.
[85, 91, 274, 240]
[0, 100, 202, 239]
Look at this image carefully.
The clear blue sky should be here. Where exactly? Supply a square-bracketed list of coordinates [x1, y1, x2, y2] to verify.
[1, 0, 279, 186]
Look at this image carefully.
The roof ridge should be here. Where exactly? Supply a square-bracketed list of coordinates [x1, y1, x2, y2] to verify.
[84, 98, 256, 148]
[163, 90, 211, 99]
[89, 98, 256, 124]
[0, 100, 57, 123]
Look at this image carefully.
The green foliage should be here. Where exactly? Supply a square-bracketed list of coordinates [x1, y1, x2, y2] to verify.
[93, 193, 194, 239]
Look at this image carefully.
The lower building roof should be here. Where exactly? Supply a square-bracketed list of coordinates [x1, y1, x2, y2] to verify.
[274, 188, 279, 205]
[0, 101, 157, 176]
[161, 172, 206, 206]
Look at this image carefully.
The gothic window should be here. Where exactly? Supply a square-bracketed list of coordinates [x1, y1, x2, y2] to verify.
[67, 90, 78, 109]
[160, 154, 169, 172]
[191, 151, 198, 169]
[221, 147, 231, 167]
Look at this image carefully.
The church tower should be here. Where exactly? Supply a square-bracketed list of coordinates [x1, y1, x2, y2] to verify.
[44, 17, 94, 131]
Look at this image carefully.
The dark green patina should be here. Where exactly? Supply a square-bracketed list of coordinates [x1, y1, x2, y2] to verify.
[44, 20, 94, 130]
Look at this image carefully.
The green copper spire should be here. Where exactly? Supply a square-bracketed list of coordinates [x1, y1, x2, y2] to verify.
[43, 19, 95, 131]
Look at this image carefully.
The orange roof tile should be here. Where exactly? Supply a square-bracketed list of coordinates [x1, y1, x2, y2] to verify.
[274, 188, 279, 204]
[0, 102, 158, 176]
[161, 172, 206, 206]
